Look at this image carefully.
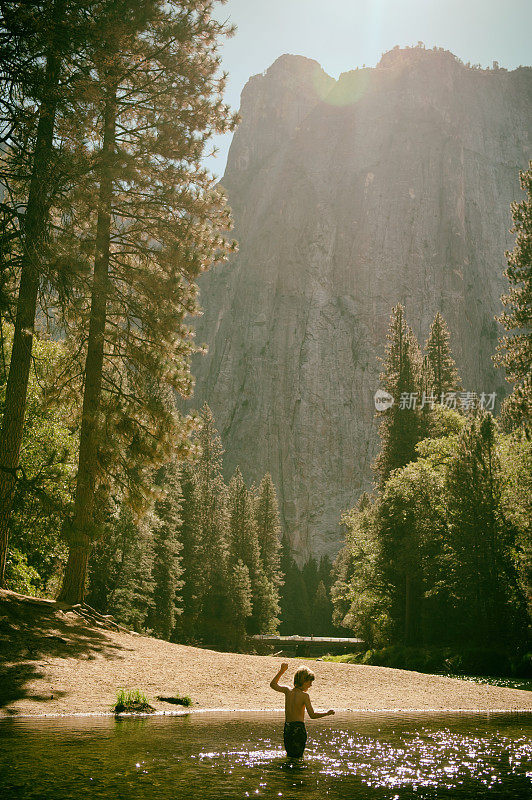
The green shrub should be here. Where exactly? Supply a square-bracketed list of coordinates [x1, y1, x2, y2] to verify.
[113, 690, 154, 714]
[511, 653, 532, 678]
[443, 648, 512, 677]
[324, 645, 520, 677]
[4, 549, 41, 596]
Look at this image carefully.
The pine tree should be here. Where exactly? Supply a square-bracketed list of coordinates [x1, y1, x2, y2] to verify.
[279, 534, 309, 634]
[86, 504, 154, 631]
[318, 555, 333, 592]
[174, 462, 203, 640]
[377, 458, 447, 645]
[302, 557, 319, 611]
[227, 559, 252, 649]
[494, 162, 532, 434]
[316, 556, 335, 634]
[250, 566, 280, 635]
[0, 0, 89, 584]
[110, 512, 155, 632]
[373, 304, 424, 487]
[189, 405, 232, 646]
[424, 312, 462, 400]
[227, 467, 278, 633]
[330, 494, 383, 645]
[313, 581, 333, 636]
[228, 468, 260, 576]
[58, 2, 237, 603]
[445, 411, 527, 645]
[148, 460, 183, 640]
[254, 473, 283, 589]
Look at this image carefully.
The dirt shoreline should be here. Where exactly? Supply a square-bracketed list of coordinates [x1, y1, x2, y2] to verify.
[2, 590, 532, 718]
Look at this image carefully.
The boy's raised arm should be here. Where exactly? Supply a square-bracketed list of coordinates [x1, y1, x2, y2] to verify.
[270, 662, 290, 693]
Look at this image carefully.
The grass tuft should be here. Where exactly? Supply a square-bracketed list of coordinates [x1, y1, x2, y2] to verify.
[157, 694, 193, 707]
[113, 689, 155, 714]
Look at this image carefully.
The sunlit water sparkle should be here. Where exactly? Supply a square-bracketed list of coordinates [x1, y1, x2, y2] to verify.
[0, 711, 530, 799]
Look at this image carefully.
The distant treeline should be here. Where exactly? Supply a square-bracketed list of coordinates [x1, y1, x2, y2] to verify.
[1, 372, 337, 646]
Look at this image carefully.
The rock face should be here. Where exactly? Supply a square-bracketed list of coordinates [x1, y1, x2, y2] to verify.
[190, 47, 532, 563]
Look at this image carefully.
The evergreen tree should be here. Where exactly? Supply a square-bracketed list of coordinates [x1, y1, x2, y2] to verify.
[445, 411, 527, 645]
[494, 162, 532, 434]
[301, 555, 336, 634]
[330, 494, 384, 646]
[227, 467, 279, 634]
[377, 458, 447, 645]
[250, 565, 280, 635]
[313, 580, 333, 636]
[148, 460, 183, 640]
[424, 312, 462, 400]
[110, 513, 155, 632]
[188, 405, 232, 646]
[315, 556, 335, 635]
[254, 473, 283, 589]
[279, 534, 309, 634]
[58, 2, 237, 603]
[228, 467, 260, 578]
[373, 304, 424, 488]
[87, 504, 154, 631]
[498, 431, 532, 622]
[227, 559, 252, 649]
[0, 0, 91, 584]
[174, 462, 203, 640]
[318, 555, 334, 593]
[302, 557, 319, 613]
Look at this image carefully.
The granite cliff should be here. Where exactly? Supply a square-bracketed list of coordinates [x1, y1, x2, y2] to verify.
[190, 46, 532, 562]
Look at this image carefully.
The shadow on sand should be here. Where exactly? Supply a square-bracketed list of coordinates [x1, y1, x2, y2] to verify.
[0, 590, 123, 713]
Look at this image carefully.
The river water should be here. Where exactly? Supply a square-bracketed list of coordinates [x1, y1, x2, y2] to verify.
[0, 711, 531, 799]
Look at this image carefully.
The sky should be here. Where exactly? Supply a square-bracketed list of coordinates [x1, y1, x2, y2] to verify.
[208, 0, 532, 176]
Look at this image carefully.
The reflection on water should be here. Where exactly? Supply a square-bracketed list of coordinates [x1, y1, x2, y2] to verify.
[0, 711, 531, 799]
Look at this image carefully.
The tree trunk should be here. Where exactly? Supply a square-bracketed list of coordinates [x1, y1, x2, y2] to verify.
[58, 78, 117, 604]
[404, 572, 414, 645]
[0, 0, 66, 585]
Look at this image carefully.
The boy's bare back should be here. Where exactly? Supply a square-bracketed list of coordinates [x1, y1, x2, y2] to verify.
[269, 662, 334, 722]
[284, 685, 310, 722]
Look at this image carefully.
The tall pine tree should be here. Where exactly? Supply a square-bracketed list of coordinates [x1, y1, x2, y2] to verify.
[254, 473, 283, 591]
[228, 467, 279, 634]
[279, 534, 309, 634]
[147, 459, 183, 640]
[445, 411, 527, 645]
[0, 0, 87, 584]
[494, 162, 532, 434]
[58, 2, 237, 602]
[424, 312, 462, 400]
[174, 461, 203, 640]
[188, 405, 232, 646]
[373, 304, 424, 488]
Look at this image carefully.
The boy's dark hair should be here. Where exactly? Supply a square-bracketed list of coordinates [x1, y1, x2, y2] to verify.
[294, 666, 315, 687]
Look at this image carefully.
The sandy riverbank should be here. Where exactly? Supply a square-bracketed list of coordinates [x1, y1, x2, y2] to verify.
[1, 589, 531, 717]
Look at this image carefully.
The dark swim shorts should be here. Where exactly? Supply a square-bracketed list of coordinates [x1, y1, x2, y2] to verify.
[283, 721, 307, 758]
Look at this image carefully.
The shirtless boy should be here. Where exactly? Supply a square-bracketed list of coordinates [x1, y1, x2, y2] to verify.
[270, 662, 335, 758]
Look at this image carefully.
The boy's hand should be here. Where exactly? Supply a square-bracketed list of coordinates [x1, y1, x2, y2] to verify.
[280, 662, 289, 673]
[327, 709, 335, 716]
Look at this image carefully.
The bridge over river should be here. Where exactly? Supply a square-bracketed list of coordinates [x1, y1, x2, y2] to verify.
[251, 635, 365, 658]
